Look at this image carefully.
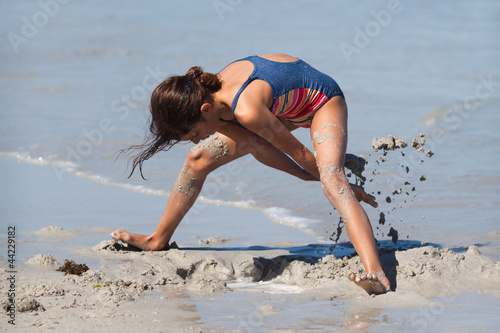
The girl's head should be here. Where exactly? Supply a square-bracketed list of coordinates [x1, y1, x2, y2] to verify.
[126, 66, 222, 178]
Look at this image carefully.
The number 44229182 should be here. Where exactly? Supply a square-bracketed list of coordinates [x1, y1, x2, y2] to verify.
[8, 226, 16, 270]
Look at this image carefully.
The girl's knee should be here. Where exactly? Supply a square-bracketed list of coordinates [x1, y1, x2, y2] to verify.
[320, 168, 352, 200]
[185, 148, 224, 176]
[318, 164, 346, 182]
[322, 179, 350, 199]
[185, 149, 212, 176]
[187, 135, 231, 174]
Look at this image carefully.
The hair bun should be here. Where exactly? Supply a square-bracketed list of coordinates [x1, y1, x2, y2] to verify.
[186, 66, 221, 93]
[192, 70, 202, 79]
[186, 66, 204, 79]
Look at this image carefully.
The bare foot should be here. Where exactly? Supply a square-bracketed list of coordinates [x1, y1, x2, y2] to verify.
[348, 272, 390, 295]
[110, 229, 164, 251]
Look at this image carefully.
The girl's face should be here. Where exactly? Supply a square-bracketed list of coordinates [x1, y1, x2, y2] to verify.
[180, 104, 219, 144]
[180, 121, 213, 144]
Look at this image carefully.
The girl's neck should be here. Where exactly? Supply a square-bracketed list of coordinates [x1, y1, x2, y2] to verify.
[213, 92, 234, 120]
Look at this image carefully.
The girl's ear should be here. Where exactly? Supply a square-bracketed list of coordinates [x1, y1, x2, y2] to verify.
[200, 103, 213, 114]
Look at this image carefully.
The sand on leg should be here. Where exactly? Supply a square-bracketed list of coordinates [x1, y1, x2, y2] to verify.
[310, 96, 389, 295]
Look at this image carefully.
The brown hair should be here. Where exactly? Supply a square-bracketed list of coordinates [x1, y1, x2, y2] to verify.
[123, 66, 222, 179]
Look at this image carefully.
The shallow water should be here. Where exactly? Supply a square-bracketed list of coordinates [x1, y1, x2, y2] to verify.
[194, 290, 500, 332]
[1, 0, 499, 256]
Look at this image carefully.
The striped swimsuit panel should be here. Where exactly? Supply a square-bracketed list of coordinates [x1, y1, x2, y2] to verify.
[271, 88, 331, 127]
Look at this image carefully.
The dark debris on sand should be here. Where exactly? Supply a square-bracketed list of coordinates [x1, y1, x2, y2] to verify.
[56, 260, 89, 276]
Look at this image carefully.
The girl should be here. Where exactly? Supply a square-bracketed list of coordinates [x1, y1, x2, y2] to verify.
[112, 53, 389, 295]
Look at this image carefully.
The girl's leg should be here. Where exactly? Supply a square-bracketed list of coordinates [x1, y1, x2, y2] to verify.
[310, 96, 389, 295]
[111, 130, 250, 250]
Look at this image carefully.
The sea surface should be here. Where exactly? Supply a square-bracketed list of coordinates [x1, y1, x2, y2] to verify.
[1, 0, 499, 255]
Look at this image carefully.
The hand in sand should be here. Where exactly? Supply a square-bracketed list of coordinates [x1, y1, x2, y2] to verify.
[350, 184, 378, 208]
[348, 272, 390, 295]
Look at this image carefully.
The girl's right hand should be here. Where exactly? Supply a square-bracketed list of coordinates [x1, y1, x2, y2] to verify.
[350, 184, 378, 208]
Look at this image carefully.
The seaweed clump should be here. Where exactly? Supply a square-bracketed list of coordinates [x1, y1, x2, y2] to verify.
[56, 259, 89, 276]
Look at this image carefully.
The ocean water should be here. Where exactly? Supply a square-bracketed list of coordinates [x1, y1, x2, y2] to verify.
[1, 0, 499, 254]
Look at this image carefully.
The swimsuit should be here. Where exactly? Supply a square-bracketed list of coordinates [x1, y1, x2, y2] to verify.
[224, 56, 344, 128]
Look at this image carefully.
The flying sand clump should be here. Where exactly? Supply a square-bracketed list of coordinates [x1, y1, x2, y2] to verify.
[371, 135, 408, 152]
[338, 133, 434, 247]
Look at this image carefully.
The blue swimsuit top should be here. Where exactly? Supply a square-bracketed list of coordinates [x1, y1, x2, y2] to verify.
[222, 56, 344, 128]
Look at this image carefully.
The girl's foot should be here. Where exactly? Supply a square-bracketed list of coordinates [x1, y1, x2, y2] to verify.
[348, 271, 390, 295]
[110, 229, 162, 251]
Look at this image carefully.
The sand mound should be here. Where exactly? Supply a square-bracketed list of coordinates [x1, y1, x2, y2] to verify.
[86, 242, 500, 299]
[26, 254, 59, 267]
[31, 226, 76, 240]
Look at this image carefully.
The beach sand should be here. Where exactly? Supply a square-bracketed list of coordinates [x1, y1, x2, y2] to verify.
[1, 156, 500, 332]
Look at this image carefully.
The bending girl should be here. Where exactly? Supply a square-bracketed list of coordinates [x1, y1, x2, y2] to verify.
[112, 53, 389, 295]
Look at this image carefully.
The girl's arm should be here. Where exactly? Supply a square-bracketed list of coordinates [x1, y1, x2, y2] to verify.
[234, 91, 320, 179]
[217, 122, 317, 181]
